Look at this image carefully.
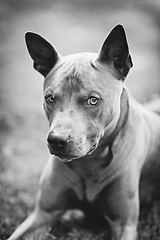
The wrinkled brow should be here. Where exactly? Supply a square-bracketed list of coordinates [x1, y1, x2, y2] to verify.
[62, 66, 85, 92]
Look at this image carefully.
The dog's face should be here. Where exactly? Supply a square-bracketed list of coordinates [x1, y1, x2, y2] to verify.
[25, 25, 132, 161]
[43, 53, 124, 161]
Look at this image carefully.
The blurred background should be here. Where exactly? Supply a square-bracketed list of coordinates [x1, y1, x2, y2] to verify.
[0, 0, 160, 238]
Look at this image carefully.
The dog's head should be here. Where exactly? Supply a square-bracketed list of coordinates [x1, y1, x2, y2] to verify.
[25, 25, 132, 162]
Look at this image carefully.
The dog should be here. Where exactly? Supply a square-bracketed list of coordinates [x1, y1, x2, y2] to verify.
[7, 25, 160, 240]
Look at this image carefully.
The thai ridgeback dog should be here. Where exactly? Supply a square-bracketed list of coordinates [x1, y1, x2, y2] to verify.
[7, 25, 160, 240]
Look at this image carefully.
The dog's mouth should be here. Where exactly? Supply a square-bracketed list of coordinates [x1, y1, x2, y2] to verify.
[87, 144, 97, 155]
[47, 143, 80, 162]
[48, 142, 97, 162]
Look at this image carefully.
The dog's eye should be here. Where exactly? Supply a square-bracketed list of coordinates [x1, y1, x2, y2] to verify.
[45, 94, 55, 104]
[87, 96, 99, 106]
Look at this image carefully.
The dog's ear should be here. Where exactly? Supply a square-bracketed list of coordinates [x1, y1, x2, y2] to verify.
[25, 32, 59, 77]
[98, 25, 133, 80]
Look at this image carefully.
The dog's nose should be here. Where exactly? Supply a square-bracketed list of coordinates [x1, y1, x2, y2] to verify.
[47, 133, 67, 150]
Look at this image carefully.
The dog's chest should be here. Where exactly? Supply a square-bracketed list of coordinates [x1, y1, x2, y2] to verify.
[68, 147, 114, 201]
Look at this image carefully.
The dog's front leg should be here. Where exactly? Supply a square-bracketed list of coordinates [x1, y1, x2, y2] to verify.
[103, 174, 139, 240]
[7, 156, 81, 240]
[105, 204, 138, 240]
[7, 207, 62, 240]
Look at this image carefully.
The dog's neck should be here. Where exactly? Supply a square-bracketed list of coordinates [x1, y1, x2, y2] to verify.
[99, 87, 129, 150]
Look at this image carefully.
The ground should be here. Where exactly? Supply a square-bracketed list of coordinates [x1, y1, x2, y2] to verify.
[0, 0, 160, 239]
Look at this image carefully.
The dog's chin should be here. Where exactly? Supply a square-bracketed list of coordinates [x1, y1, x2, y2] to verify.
[48, 147, 81, 162]
[48, 150, 76, 162]
[56, 155, 75, 162]
[57, 152, 84, 162]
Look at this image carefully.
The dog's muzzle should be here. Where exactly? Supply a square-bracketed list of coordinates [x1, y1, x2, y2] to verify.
[47, 131, 77, 161]
[47, 130, 100, 161]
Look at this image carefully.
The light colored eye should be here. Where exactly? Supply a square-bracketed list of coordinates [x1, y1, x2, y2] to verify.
[87, 96, 99, 106]
[45, 94, 54, 104]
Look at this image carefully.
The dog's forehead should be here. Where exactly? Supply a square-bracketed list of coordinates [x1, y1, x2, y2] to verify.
[45, 53, 98, 90]
[55, 53, 98, 80]
[44, 52, 120, 94]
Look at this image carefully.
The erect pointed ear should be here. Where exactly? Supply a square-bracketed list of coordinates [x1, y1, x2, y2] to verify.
[98, 25, 133, 80]
[25, 32, 59, 77]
